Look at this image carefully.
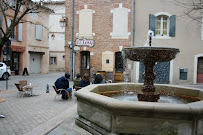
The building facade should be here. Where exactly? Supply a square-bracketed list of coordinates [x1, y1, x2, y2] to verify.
[44, 1, 66, 72]
[132, 0, 203, 84]
[65, 0, 132, 82]
[64, 0, 203, 84]
[0, 2, 52, 75]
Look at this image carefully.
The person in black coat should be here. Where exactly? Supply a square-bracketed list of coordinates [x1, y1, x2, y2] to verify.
[55, 73, 72, 99]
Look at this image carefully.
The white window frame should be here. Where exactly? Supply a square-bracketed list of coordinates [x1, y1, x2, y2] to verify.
[154, 12, 172, 39]
[50, 57, 57, 65]
[156, 15, 170, 36]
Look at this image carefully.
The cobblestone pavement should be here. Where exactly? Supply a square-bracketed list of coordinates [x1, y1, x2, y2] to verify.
[0, 72, 82, 135]
[0, 72, 203, 135]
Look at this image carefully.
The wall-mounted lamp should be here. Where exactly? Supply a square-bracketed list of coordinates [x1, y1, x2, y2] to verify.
[74, 46, 80, 53]
[51, 33, 55, 40]
[59, 15, 68, 28]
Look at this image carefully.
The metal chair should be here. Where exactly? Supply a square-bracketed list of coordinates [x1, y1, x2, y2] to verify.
[15, 83, 30, 97]
[52, 85, 68, 100]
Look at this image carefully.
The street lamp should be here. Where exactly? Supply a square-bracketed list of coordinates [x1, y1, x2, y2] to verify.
[59, 16, 67, 28]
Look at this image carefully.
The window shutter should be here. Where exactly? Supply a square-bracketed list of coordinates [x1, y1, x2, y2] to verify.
[169, 15, 176, 37]
[18, 23, 22, 41]
[7, 19, 11, 27]
[39, 25, 42, 40]
[201, 20, 203, 40]
[149, 14, 156, 36]
[36, 25, 42, 40]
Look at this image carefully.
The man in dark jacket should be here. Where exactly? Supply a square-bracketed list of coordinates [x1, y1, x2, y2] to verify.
[55, 73, 72, 99]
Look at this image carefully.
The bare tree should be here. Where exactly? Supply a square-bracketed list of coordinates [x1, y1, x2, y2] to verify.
[0, 0, 50, 58]
[173, 0, 203, 23]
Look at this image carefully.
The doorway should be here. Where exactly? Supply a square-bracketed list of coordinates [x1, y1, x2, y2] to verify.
[80, 51, 90, 77]
[115, 52, 125, 72]
[12, 52, 19, 75]
[30, 53, 41, 74]
[197, 57, 203, 83]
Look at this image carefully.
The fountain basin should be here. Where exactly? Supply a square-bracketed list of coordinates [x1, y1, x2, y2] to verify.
[75, 83, 203, 135]
[124, 47, 180, 62]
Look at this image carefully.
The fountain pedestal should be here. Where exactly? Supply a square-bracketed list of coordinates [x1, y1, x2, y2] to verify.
[138, 61, 160, 102]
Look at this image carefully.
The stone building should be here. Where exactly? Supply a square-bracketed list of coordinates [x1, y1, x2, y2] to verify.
[44, 1, 66, 72]
[0, 2, 53, 75]
[65, 0, 132, 82]
[132, 0, 203, 84]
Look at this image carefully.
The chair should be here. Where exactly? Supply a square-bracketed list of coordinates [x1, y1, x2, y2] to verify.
[52, 85, 69, 100]
[15, 83, 30, 97]
[19, 80, 27, 87]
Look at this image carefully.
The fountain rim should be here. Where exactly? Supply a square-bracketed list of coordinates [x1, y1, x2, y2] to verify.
[123, 46, 180, 52]
[75, 83, 203, 118]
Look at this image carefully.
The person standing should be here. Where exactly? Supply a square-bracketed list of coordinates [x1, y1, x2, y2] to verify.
[55, 73, 72, 99]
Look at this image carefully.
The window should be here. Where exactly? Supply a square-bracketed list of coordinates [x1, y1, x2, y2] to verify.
[36, 24, 42, 40]
[156, 15, 169, 36]
[11, 27, 17, 39]
[50, 57, 57, 65]
[149, 13, 176, 37]
[7, 19, 17, 40]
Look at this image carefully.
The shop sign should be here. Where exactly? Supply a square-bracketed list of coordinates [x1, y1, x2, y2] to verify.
[76, 39, 94, 47]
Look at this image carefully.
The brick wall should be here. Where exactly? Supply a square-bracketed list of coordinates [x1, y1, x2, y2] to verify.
[65, 0, 132, 80]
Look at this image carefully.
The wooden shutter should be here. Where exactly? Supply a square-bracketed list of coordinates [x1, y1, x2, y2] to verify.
[169, 15, 176, 37]
[149, 14, 156, 36]
[18, 23, 22, 41]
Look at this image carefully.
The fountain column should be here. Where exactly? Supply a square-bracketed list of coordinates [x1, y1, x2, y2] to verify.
[138, 61, 160, 102]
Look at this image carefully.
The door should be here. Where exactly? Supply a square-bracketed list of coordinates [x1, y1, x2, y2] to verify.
[115, 52, 125, 72]
[197, 57, 203, 83]
[139, 62, 170, 84]
[80, 51, 90, 77]
[12, 52, 19, 75]
[30, 53, 41, 74]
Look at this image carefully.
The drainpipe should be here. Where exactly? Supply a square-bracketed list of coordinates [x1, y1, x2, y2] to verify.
[0, 0, 3, 61]
[70, 0, 75, 80]
[132, 0, 135, 47]
[131, 0, 136, 81]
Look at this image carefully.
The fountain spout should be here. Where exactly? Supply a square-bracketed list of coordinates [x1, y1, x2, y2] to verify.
[148, 30, 154, 46]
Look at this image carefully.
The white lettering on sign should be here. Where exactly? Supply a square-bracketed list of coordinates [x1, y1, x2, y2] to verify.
[76, 39, 94, 47]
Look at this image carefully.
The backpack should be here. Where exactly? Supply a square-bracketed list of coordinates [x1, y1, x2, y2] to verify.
[61, 90, 68, 99]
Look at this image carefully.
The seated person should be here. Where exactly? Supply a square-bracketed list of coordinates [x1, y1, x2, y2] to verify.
[73, 73, 81, 90]
[55, 73, 72, 99]
[93, 74, 106, 84]
[76, 73, 90, 90]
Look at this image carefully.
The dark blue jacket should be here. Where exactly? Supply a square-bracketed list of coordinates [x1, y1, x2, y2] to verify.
[55, 76, 69, 89]
[79, 80, 90, 87]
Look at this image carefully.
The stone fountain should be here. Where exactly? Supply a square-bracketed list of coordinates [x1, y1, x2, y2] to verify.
[75, 31, 203, 135]
[124, 46, 179, 102]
